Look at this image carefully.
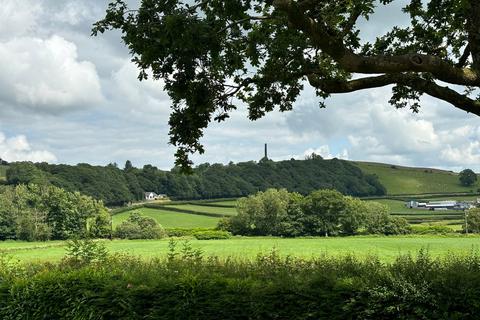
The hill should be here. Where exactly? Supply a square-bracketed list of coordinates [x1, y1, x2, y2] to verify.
[354, 161, 479, 195]
[4, 158, 386, 205]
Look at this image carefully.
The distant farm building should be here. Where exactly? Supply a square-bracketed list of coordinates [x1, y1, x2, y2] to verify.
[406, 200, 475, 211]
[144, 192, 167, 201]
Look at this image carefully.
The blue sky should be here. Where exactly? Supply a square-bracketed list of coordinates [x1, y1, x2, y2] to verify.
[0, 0, 479, 171]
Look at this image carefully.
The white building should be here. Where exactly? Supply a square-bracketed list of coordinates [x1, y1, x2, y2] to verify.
[144, 192, 167, 201]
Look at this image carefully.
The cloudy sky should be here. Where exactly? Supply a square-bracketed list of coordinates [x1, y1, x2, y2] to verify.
[0, 0, 479, 171]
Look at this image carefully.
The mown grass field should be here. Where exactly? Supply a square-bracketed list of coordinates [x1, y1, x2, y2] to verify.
[2, 236, 480, 263]
[112, 207, 221, 229]
[164, 204, 237, 216]
[355, 161, 479, 195]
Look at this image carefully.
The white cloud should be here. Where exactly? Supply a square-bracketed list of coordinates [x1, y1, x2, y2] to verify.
[0, 132, 57, 162]
[302, 145, 349, 160]
[0, 0, 42, 39]
[0, 35, 103, 112]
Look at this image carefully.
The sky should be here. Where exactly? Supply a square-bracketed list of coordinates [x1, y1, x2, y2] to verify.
[0, 0, 479, 172]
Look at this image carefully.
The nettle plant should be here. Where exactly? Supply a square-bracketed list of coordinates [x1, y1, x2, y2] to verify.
[93, 0, 480, 170]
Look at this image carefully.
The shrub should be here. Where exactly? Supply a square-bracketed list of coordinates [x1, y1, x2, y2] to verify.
[193, 230, 232, 240]
[115, 211, 166, 239]
[63, 238, 108, 266]
[411, 225, 454, 235]
[166, 228, 214, 237]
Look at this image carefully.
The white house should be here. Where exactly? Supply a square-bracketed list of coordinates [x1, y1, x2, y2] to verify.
[144, 192, 167, 201]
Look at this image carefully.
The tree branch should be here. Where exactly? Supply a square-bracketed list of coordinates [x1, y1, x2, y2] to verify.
[307, 73, 480, 116]
[456, 44, 471, 68]
[217, 16, 271, 34]
[274, 0, 480, 86]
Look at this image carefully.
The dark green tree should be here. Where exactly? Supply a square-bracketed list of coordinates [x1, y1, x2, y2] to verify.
[459, 168, 477, 186]
[94, 0, 480, 170]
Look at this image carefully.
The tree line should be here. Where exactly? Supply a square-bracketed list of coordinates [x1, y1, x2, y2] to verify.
[220, 189, 410, 237]
[4, 157, 386, 206]
[0, 184, 110, 241]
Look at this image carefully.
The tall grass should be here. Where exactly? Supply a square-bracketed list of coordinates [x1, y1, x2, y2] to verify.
[0, 243, 480, 319]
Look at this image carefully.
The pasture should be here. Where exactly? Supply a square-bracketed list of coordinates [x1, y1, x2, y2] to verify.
[2, 236, 480, 263]
[164, 204, 237, 216]
[112, 207, 221, 229]
[355, 161, 478, 195]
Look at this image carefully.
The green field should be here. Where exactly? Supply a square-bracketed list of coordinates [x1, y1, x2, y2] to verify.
[205, 200, 237, 207]
[2, 236, 480, 263]
[356, 161, 478, 195]
[164, 204, 237, 216]
[112, 208, 221, 229]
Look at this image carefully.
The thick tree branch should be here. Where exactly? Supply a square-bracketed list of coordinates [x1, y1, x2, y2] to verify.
[456, 44, 471, 68]
[467, 1, 480, 71]
[307, 73, 480, 116]
[342, 8, 361, 36]
[274, 0, 480, 86]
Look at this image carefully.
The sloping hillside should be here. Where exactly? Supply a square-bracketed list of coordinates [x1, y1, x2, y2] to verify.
[355, 161, 478, 195]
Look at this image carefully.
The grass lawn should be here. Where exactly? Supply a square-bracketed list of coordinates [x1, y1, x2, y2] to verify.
[205, 200, 238, 207]
[164, 204, 237, 216]
[3, 236, 480, 264]
[112, 208, 221, 229]
[355, 161, 478, 195]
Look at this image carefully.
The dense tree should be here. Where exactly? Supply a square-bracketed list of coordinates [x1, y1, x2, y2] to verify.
[364, 201, 411, 235]
[94, 0, 480, 170]
[231, 188, 301, 235]
[5, 158, 385, 205]
[465, 208, 480, 233]
[459, 168, 477, 186]
[0, 185, 110, 241]
[227, 188, 408, 237]
[302, 189, 346, 236]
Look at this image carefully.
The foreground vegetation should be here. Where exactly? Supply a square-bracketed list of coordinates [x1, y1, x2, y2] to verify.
[1, 241, 480, 319]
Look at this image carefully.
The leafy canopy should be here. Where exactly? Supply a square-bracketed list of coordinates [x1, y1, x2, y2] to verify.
[459, 168, 477, 186]
[93, 0, 480, 170]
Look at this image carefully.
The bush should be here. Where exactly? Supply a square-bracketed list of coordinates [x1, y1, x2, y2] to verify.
[193, 230, 232, 240]
[411, 225, 454, 235]
[166, 228, 215, 237]
[115, 211, 166, 239]
[63, 238, 108, 266]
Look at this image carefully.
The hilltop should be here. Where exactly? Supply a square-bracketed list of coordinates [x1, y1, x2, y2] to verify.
[354, 161, 478, 195]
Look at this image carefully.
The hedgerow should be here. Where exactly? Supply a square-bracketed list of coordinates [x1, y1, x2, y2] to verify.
[0, 246, 479, 319]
